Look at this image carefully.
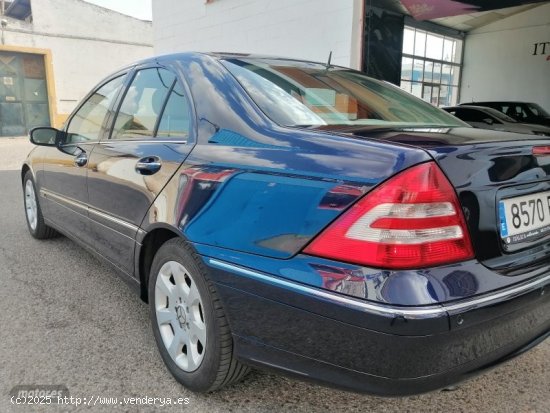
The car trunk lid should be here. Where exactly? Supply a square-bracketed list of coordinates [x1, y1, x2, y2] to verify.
[345, 126, 550, 273]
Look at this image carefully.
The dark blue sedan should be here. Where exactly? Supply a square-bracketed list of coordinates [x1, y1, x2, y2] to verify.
[22, 53, 550, 395]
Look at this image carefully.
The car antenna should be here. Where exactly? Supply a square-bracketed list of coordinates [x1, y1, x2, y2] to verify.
[326, 51, 332, 69]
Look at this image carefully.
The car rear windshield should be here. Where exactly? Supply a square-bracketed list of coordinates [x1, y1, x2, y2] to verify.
[221, 58, 465, 128]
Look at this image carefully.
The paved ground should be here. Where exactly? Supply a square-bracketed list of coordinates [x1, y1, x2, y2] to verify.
[0, 137, 548, 412]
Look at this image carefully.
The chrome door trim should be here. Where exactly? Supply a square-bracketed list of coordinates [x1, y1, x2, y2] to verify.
[88, 207, 139, 232]
[99, 140, 188, 144]
[41, 189, 87, 212]
[41, 189, 139, 233]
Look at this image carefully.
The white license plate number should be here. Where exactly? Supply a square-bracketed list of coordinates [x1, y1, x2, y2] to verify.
[499, 191, 550, 244]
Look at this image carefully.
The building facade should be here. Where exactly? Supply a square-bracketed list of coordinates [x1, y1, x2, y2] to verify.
[153, 0, 364, 69]
[153, 0, 550, 111]
[460, 3, 550, 109]
[0, 0, 153, 136]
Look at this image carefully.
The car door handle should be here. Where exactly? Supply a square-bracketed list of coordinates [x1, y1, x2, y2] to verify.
[135, 156, 162, 175]
[74, 152, 88, 167]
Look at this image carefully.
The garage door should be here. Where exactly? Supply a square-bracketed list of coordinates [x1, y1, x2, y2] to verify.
[0, 51, 50, 136]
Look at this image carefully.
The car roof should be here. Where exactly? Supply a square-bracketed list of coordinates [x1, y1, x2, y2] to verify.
[459, 101, 535, 105]
[443, 105, 488, 111]
[116, 51, 345, 72]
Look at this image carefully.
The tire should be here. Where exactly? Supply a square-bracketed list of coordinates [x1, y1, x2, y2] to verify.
[23, 171, 57, 239]
[148, 238, 249, 392]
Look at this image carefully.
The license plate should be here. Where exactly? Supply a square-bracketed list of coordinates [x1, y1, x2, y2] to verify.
[499, 191, 550, 244]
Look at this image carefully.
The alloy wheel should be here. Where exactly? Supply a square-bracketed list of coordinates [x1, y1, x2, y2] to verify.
[25, 180, 38, 231]
[154, 261, 207, 372]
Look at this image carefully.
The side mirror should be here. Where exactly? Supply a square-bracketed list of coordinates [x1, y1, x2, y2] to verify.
[29, 127, 64, 146]
[482, 118, 494, 125]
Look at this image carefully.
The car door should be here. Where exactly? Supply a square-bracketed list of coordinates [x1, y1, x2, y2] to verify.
[41, 74, 126, 246]
[86, 65, 194, 276]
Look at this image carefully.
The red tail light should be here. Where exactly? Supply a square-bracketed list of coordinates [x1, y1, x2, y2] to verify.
[303, 162, 474, 269]
[532, 146, 550, 156]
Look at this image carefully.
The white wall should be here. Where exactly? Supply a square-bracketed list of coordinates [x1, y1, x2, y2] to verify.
[460, 3, 550, 110]
[153, 0, 363, 68]
[2, 0, 153, 118]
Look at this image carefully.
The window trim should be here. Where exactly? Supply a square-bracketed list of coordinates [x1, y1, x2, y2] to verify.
[152, 78, 177, 136]
[155, 77, 194, 142]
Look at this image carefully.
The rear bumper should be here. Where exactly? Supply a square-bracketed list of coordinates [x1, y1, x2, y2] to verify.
[234, 328, 549, 396]
[205, 258, 550, 395]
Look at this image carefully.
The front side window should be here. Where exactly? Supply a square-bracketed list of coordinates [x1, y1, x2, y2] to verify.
[111, 68, 175, 139]
[66, 75, 125, 143]
[222, 58, 464, 128]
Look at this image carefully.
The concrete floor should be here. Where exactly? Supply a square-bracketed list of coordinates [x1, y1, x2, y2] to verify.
[0, 137, 548, 412]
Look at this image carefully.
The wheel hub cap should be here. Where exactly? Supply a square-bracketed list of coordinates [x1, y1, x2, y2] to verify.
[25, 180, 38, 231]
[154, 261, 206, 372]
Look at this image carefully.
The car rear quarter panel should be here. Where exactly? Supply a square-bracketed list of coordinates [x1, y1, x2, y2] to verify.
[136, 56, 550, 307]
[140, 54, 430, 259]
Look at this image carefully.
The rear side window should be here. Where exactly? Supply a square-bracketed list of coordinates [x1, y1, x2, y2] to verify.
[529, 105, 541, 116]
[156, 81, 190, 139]
[66, 75, 125, 143]
[111, 68, 175, 139]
